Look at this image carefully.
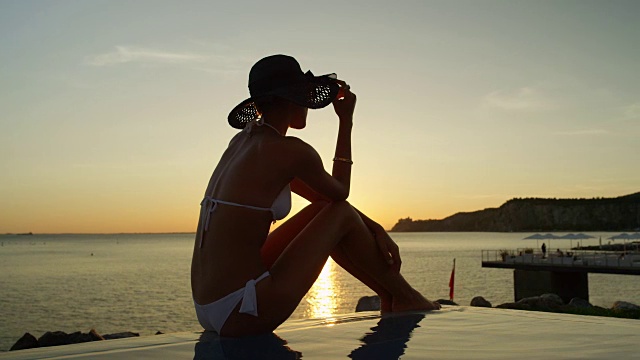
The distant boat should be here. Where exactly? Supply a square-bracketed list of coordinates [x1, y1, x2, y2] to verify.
[17, 232, 34, 236]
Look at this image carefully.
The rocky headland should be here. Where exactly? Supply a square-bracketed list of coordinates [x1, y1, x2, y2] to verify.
[391, 192, 640, 232]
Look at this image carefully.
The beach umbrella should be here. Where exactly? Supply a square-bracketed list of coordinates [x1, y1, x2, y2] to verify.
[542, 233, 560, 251]
[575, 233, 595, 246]
[559, 233, 580, 249]
[522, 233, 546, 250]
[625, 233, 640, 252]
[575, 233, 595, 239]
[523, 233, 546, 240]
[608, 233, 631, 252]
[616, 233, 640, 250]
[629, 233, 640, 252]
[558, 233, 594, 249]
[574, 233, 595, 248]
[608, 233, 630, 240]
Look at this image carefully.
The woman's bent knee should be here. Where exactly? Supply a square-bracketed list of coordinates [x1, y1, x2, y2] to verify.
[325, 200, 353, 214]
[323, 200, 360, 224]
[309, 199, 331, 208]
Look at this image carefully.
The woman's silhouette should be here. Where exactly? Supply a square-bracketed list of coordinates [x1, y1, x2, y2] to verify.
[191, 54, 440, 337]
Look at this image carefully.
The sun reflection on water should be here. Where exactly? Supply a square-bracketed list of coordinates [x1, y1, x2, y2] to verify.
[305, 258, 338, 323]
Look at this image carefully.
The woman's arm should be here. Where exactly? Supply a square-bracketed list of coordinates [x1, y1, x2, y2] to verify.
[330, 81, 355, 191]
[288, 82, 356, 201]
[355, 208, 402, 272]
[289, 141, 349, 201]
[290, 178, 330, 202]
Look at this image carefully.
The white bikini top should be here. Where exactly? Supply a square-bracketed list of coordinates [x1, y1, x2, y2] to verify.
[198, 184, 291, 248]
[198, 120, 292, 248]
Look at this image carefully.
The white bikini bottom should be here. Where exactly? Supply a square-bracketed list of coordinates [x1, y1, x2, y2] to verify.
[194, 272, 270, 333]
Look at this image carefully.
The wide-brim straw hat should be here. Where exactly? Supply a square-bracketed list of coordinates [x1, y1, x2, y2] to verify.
[228, 55, 340, 129]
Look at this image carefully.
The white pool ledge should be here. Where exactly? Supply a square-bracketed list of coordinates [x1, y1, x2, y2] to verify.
[1, 306, 638, 359]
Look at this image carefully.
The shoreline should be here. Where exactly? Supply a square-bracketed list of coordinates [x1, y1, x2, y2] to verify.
[2, 232, 197, 236]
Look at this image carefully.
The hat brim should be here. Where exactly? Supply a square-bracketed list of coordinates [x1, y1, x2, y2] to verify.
[227, 74, 340, 129]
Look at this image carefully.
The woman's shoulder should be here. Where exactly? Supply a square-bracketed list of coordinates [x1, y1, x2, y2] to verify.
[279, 135, 319, 156]
[228, 131, 245, 146]
[256, 135, 321, 173]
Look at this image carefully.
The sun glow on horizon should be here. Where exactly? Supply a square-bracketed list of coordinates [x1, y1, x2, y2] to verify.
[1, 1, 639, 233]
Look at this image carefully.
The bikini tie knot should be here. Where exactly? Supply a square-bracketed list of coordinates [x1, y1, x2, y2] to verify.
[239, 279, 258, 316]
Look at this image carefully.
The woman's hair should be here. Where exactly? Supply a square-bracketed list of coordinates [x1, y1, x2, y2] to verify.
[254, 96, 290, 116]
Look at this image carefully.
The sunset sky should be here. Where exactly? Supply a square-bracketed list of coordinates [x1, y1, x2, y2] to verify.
[1, 0, 639, 233]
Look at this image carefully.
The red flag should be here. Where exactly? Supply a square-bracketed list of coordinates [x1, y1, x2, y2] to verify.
[449, 258, 456, 301]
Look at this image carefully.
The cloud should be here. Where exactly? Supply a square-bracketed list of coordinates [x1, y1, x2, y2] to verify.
[86, 46, 209, 66]
[553, 129, 609, 136]
[623, 102, 640, 120]
[483, 87, 547, 110]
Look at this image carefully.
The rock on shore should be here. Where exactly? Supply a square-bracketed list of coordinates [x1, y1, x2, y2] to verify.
[353, 294, 640, 320]
[470, 296, 492, 308]
[355, 295, 381, 312]
[612, 301, 640, 311]
[10, 329, 139, 351]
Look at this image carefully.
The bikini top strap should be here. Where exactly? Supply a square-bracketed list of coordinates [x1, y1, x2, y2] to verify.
[198, 196, 275, 248]
[244, 119, 281, 137]
[198, 197, 219, 248]
[261, 122, 282, 136]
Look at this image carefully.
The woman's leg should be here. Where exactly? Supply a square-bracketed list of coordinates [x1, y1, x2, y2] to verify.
[307, 202, 439, 313]
[261, 200, 392, 312]
[222, 201, 438, 336]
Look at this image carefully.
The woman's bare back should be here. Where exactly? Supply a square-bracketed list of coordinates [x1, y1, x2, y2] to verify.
[191, 126, 293, 304]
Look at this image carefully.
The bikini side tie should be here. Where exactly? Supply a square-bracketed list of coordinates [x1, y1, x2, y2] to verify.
[239, 272, 270, 316]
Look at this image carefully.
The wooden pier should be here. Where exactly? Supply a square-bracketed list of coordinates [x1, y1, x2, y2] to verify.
[482, 249, 640, 302]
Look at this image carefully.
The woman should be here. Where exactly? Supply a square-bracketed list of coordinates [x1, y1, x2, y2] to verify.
[191, 54, 440, 337]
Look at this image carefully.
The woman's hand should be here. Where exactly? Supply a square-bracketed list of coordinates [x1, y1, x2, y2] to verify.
[374, 229, 402, 273]
[333, 80, 356, 123]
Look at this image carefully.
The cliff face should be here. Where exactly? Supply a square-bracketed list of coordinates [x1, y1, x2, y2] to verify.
[391, 192, 640, 232]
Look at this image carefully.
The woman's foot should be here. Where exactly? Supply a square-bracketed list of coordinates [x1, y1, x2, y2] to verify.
[380, 294, 393, 314]
[391, 290, 441, 312]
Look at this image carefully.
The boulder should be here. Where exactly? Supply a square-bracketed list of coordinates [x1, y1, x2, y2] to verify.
[516, 294, 563, 310]
[103, 332, 140, 340]
[516, 296, 541, 307]
[10, 333, 39, 351]
[155, 331, 164, 335]
[89, 329, 105, 341]
[67, 331, 89, 344]
[539, 294, 564, 307]
[470, 296, 492, 308]
[435, 299, 458, 306]
[612, 301, 640, 311]
[355, 295, 381, 312]
[496, 302, 532, 311]
[67, 329, 104, 344]
[568, 298, 592, 308]
[38, 331, 70, 347]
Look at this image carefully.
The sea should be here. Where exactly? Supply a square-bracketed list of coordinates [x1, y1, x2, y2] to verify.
[1, 232, 639, 351]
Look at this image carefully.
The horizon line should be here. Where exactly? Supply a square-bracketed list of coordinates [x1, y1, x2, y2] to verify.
[2, 232, 197, 236]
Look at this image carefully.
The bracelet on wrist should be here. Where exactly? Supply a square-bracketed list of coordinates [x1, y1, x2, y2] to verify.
[333, 157, 353, 165]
